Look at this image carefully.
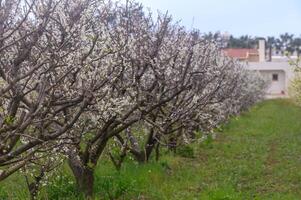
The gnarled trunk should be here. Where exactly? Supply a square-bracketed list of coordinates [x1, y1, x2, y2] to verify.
[143, 130, 158, 162]
[68, 158, 94, 198]
[130, 130, 159, 163]
[68, 135, 109, 198]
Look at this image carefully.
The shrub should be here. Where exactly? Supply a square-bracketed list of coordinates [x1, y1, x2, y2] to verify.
[46, 173, 81, 200]
[176, 145, 195, 158]
[94, 173, 135, 200]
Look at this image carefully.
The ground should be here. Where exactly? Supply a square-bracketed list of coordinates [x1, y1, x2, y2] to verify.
[1, 99, 301, 199]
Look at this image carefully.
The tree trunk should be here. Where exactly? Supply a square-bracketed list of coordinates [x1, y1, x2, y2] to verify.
[68, 159, 94, 198]
[134, 152, 147, 163]
[130, 130, 159, 163]
[68, 132, 110, 198]
[144, 130, 158, 162]
[25, 169, 45, 200]
[28, 181, 40, 200]
[155, 143, 160, 161]
[269, 46, 272, 61]
[168, 136, 177, 153]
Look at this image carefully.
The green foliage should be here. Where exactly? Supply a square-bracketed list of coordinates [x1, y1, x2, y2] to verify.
[290, 76, 301, 104]
[92, 161, 166, 199]
[94, 173, 135, 200]
[289, 58, 301, 105]
[200, 186, 243, 200]
[176, 145, 195, 158]
[4, 115, 14, 125]
[46, 173, 81, 200]
[0, 187, 8, 199]
[200, 134, 214, 149]
[227, 35, 258, 48]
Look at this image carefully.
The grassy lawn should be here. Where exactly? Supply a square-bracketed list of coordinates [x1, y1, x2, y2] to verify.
[1, 99, 301, 199]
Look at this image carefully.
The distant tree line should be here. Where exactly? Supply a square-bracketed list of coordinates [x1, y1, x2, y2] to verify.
[204, 32, 301, 59]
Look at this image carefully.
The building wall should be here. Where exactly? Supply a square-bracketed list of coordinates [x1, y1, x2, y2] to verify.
[248, 54, 259, 62]
[247, 62, 295, 98]
[259, 70, 286, 95]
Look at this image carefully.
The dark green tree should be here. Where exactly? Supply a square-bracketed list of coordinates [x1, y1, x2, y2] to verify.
[280, 33, 294, 54]
[266, 37, 276, 61]
[292, 37, 301, 57]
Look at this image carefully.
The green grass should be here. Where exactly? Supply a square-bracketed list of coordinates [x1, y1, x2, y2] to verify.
[1, 99, 301, 199]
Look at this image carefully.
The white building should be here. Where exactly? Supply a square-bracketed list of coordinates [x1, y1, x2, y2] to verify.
[248, 61, 294, 98]
[248, 40, 295, 98]
[223, 40, 295, 98]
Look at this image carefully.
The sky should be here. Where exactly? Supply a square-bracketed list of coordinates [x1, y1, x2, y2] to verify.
[135, 0, 301, 37]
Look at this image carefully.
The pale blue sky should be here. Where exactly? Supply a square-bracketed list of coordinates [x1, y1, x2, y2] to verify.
[136, 0, 301, 37]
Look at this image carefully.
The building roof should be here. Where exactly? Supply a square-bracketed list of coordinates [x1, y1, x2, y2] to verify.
[222, 48, 258, 59]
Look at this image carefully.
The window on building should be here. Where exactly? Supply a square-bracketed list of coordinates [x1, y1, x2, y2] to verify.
[272, 74, 278, 81]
